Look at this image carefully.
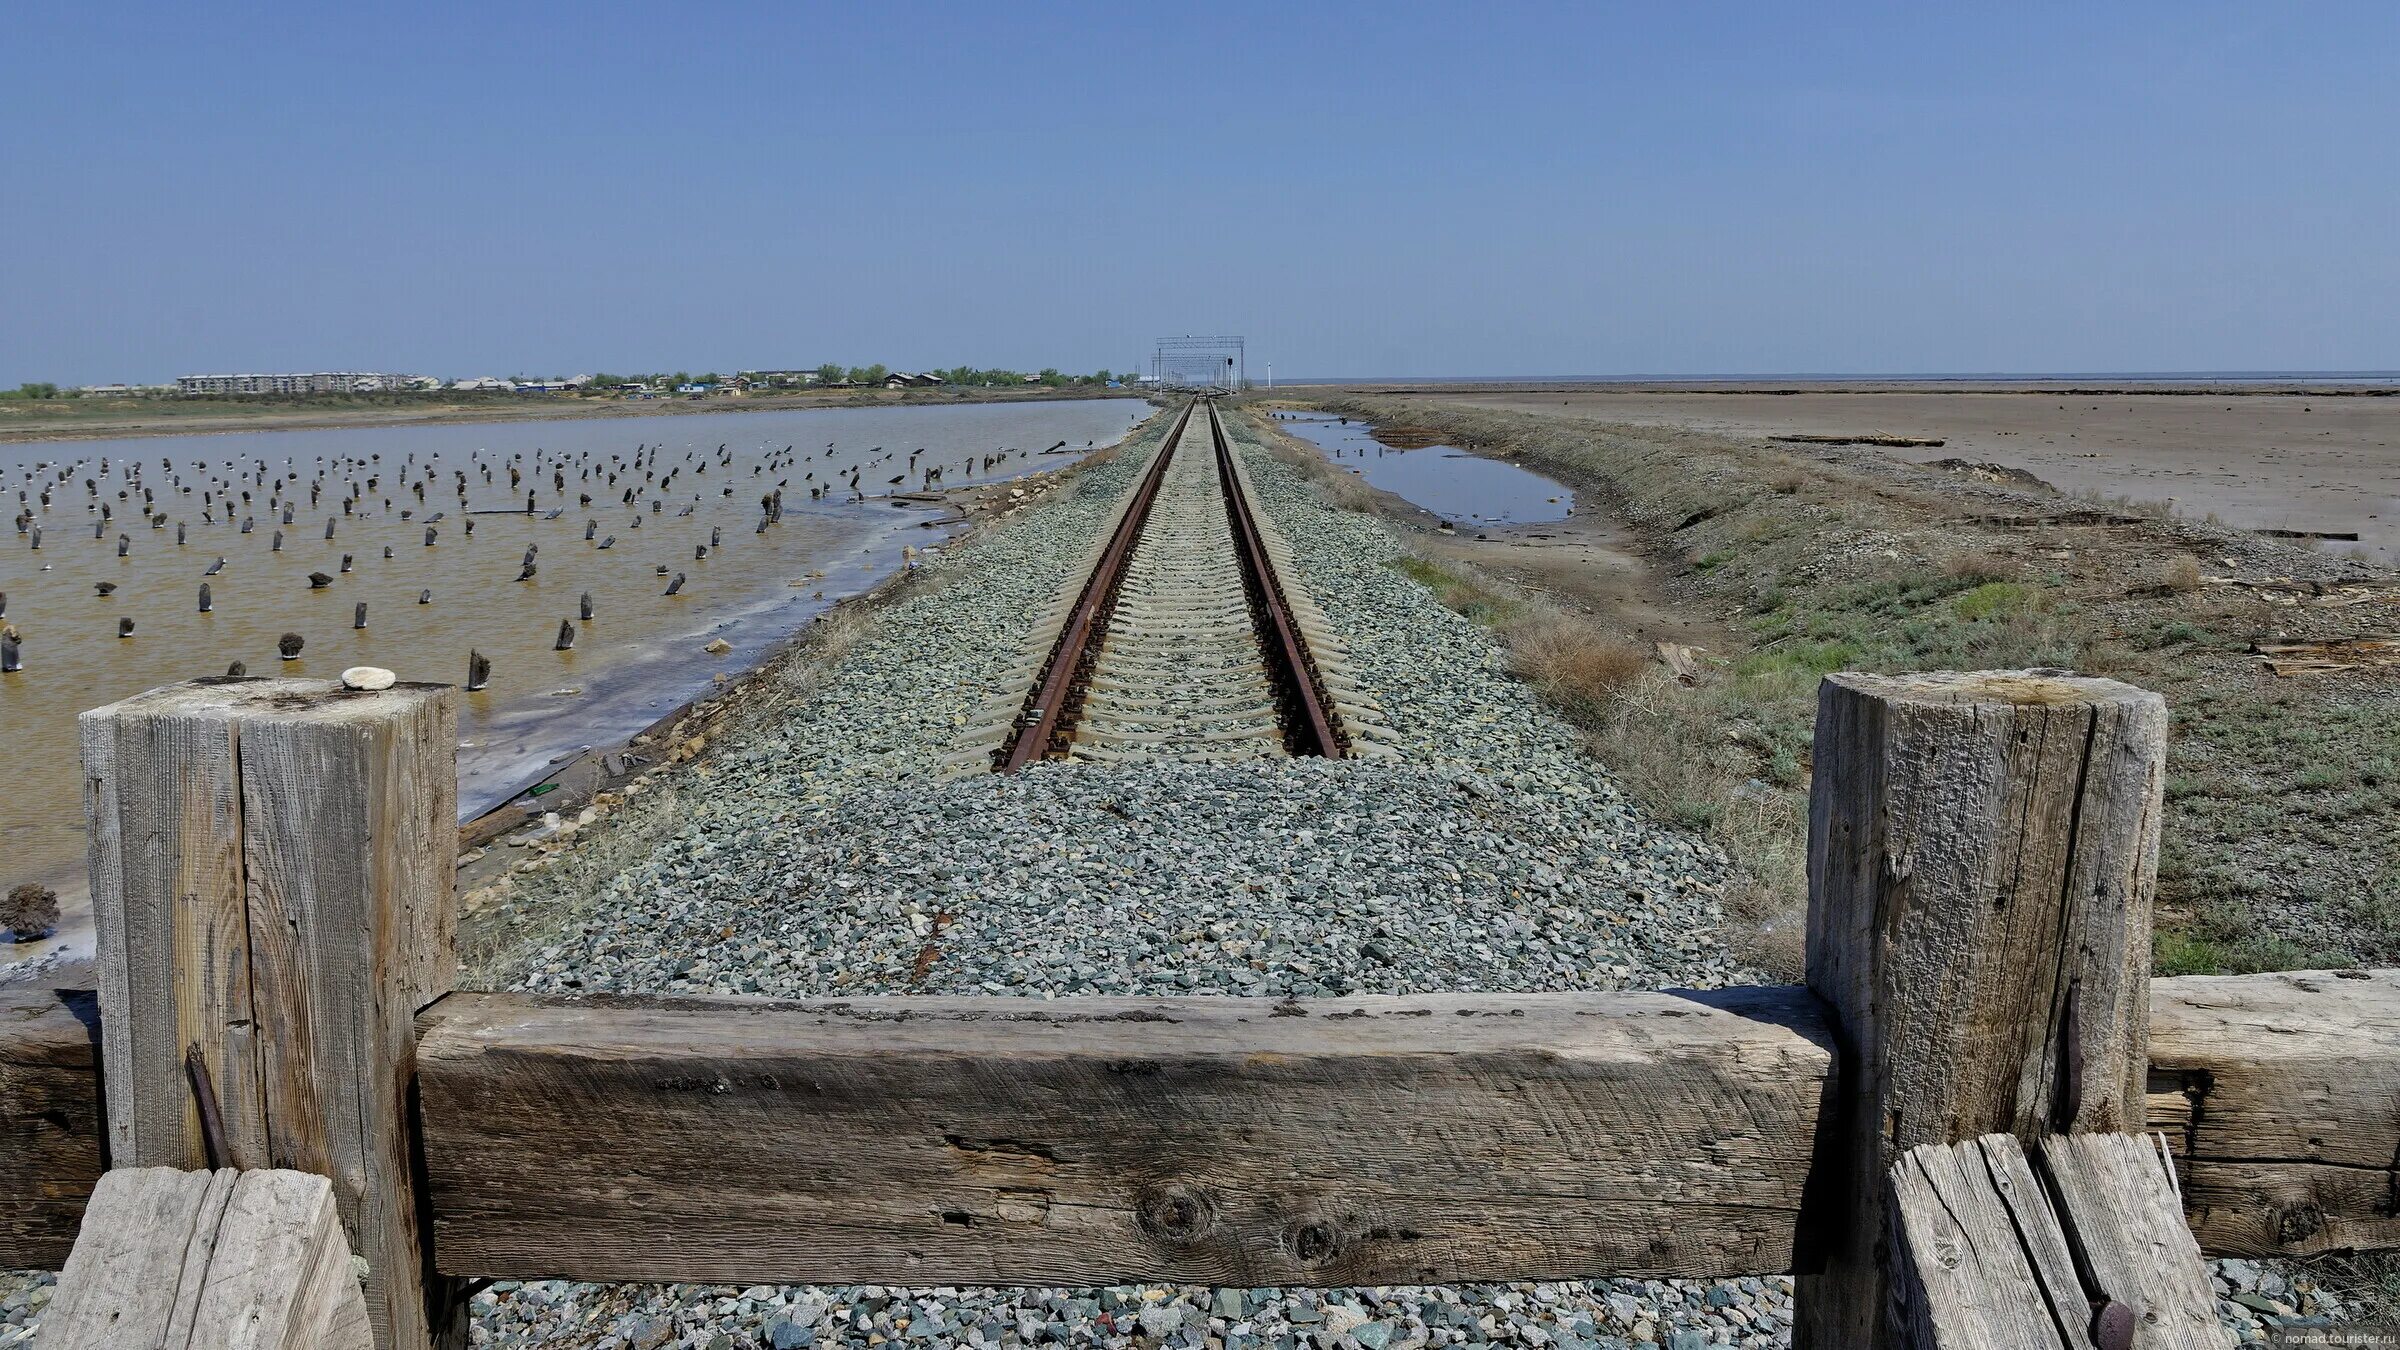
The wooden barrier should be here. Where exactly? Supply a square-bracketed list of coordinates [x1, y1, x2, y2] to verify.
[0, 989, 103, 1269]
[415, 986, 1837, 1285]
[8, 669, 2392, 1350]
[11, 971, 2398, 1288]
[78, 678, 465, 1349]
[1798, 672, 2166, 1349]
[2150, 969, 2400, 1257]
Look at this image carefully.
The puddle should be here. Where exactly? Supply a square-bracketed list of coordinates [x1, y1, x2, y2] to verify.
[1276, 413, 1573, 525]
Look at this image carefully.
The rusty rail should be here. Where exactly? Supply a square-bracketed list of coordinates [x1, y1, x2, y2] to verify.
[995, 397, 1345, 768]
[1204, 399, 1346, 758]
[994, 399, 1194, 770]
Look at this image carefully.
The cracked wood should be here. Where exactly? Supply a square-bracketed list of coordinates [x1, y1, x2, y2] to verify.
[413, 986, 1838, 1286]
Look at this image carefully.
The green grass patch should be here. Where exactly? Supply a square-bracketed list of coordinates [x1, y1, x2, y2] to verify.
[1951, 581, 2034, 621]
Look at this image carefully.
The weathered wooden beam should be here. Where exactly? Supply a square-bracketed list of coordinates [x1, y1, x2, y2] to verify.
[42, 1167, 372, 1349]
[2149, 968, 2400, 1257]
[1887, 1133, 2225, 1350]
[0, 988, 105, 1269]
[11, 971, 2396, 1277]
[415, 986, 1840, 1286]
[80, 677, 464, 1350]
[1797, 672, 2169, 1349]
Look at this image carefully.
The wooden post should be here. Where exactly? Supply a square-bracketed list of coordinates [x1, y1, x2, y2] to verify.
[1795, 671, 2167, 1349]
[81, 677, 463, 1350]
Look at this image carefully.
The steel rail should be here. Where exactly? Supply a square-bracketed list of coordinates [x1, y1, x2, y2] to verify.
[994, 399, 1195, 770]
[1203, 399, 1347, 759]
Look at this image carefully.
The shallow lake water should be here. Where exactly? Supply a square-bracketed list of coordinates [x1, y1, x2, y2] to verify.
[1275, 413, 1574, 525]
[0, 398, 1148, 918]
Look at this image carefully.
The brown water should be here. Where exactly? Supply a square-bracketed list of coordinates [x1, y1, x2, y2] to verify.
[1, 398, 1148, 928]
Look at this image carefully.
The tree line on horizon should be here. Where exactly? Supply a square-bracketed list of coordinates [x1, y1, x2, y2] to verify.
[583, 365, 1124, 390]
[0, 367, 1130, 400]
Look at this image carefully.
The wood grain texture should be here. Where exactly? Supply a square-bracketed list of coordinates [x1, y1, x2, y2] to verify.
[2036, 1133, 2229, 1349]
[2148, 968, 2400, 1256]
[0, 988, 105, 1268]
[1798, 671, 2168, 1350]
[80, 679, 263, 1170]
[1888, 1133, 2230, 1350]
[43, 1167, 371, 1350]
[12, 970, 2394, 1277]
[1887, 1136, 2084, 1350]
[416, 986, 1839, 1286]
[232, 680, 461, 1350]
[77, 677, 462, 1350]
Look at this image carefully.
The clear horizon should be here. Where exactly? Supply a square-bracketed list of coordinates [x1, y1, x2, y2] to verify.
[5, 1, 2395, 386]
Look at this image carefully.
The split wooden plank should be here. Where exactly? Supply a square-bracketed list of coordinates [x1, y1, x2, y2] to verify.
[43, 1167, 371, 1350]
[79, 677, 463, 1350]
[1886, 1136, 2086, 1349]
[2037, 1133, 2227, 1348]
[415, 986, 1839, 1286]
[1798, 672, 2169, 1350]
[1888, 1134, 2229, 1350]
[0, 987, 105, 1269]
[2148, 968, 2400, 1256]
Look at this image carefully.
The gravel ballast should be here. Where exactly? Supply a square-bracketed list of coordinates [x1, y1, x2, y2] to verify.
[511, 413, 1735, 1002]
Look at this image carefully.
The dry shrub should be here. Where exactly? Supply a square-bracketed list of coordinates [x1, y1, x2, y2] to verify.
[2161, 555, 2205, 593]
[1942, 548, 2025, 584]
[1588, 669, 1810, 980]
[1769, 472, 1807, 495]
[1504, 613, 1650, 723]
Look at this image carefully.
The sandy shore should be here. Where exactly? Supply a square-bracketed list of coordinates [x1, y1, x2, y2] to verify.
[1338, 383, 2400, 566]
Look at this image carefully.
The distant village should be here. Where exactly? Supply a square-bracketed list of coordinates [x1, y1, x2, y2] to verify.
[22, 365, 1141, 401]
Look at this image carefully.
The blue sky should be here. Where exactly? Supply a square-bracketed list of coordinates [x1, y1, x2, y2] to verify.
[3, 2, 2394, 382]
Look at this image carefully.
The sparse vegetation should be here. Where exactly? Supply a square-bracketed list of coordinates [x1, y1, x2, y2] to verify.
[1303, 393, 2400, 977]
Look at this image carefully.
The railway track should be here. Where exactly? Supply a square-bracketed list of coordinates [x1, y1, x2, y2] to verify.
[954, 398, 1389, 770]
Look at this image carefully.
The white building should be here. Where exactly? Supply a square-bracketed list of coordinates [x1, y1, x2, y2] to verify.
[176, 372, 415, 396]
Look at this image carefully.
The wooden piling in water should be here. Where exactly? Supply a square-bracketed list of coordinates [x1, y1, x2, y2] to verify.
[198, 583, 211, 613]
[554, 620, 575, 651]
[579, 592, 593, 620]
[466, 650, 490, 691]
[354, 602, 368, 630]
